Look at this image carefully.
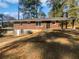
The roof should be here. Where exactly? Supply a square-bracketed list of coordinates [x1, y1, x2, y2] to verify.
[13, 17, 76, 23]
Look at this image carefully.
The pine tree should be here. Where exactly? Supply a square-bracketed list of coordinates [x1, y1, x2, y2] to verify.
[19, 0, 43, 19]
[47, 0, 66, 17]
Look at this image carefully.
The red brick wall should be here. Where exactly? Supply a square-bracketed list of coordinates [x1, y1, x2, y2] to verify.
[50, 22, 60, 29]
[14, 23, 46, 30]
[14, 22, 60, 30]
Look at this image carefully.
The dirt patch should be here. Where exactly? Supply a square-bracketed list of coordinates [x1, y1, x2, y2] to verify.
[0, 36, 17, 43]
[0, 30, 79, 59]
[0, 41, 79, 59]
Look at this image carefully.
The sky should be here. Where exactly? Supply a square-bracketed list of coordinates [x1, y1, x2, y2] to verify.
[0, 0, 79, 19]
[0, 0, 49, 19]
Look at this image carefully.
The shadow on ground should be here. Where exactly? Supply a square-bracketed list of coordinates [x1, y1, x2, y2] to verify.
[0, 30, 79, 59]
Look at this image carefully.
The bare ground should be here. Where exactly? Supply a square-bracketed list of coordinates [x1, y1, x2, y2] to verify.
[0, 30, 79, 59]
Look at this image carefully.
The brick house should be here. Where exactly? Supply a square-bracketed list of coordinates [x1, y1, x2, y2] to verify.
[13, 18, 68, 36]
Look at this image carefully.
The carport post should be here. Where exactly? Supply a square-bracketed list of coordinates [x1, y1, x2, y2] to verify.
[72, 19, 75, 29]
[61, 21, 64, 30]
[65, 20, 68, 29]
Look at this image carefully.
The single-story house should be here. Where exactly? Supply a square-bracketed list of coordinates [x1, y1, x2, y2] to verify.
[13, 18, 69, 36]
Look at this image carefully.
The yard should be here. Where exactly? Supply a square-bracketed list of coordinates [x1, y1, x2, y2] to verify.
[0, 29, 79, 59]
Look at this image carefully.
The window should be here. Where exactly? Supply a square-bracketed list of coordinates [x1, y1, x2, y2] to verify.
[36, 22, 41, 26]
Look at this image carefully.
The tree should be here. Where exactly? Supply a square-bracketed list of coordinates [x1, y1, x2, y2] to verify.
[19, 0, 43, 19]
[67, 0, 79, 18]
[0, 14, 4, 27]
[38, 7, 46, 18]
[47, 0, 66, 17]
[47, 0, 67, 30]
[66, 0, 79, 29]
[0, 14, 16, 27]
[47, 0, 79, 29]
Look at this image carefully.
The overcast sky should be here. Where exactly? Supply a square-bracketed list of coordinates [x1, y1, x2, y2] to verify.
[0, 0, 49, 19]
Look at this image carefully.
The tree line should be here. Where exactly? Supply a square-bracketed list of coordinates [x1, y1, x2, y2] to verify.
[18, 0, 79, 19]
[19, 0, 46, 19]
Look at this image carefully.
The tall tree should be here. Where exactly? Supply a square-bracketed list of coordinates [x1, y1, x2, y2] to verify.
[67, 0, 79, 18]
[19, 0, 42, 19]
[47, 0, 66, 17]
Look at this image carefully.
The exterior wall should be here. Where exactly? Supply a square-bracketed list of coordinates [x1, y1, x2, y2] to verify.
[14, 29, 21, 36]
[50, 22, 60, 29]
[14, 23, 46, 30]
[14, 29, 42, 36]
[14, 23, 46, 36]
[14, 22, 60, 36]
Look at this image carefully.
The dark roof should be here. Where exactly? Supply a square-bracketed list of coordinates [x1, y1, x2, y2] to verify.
[13, 17, 70, 22]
